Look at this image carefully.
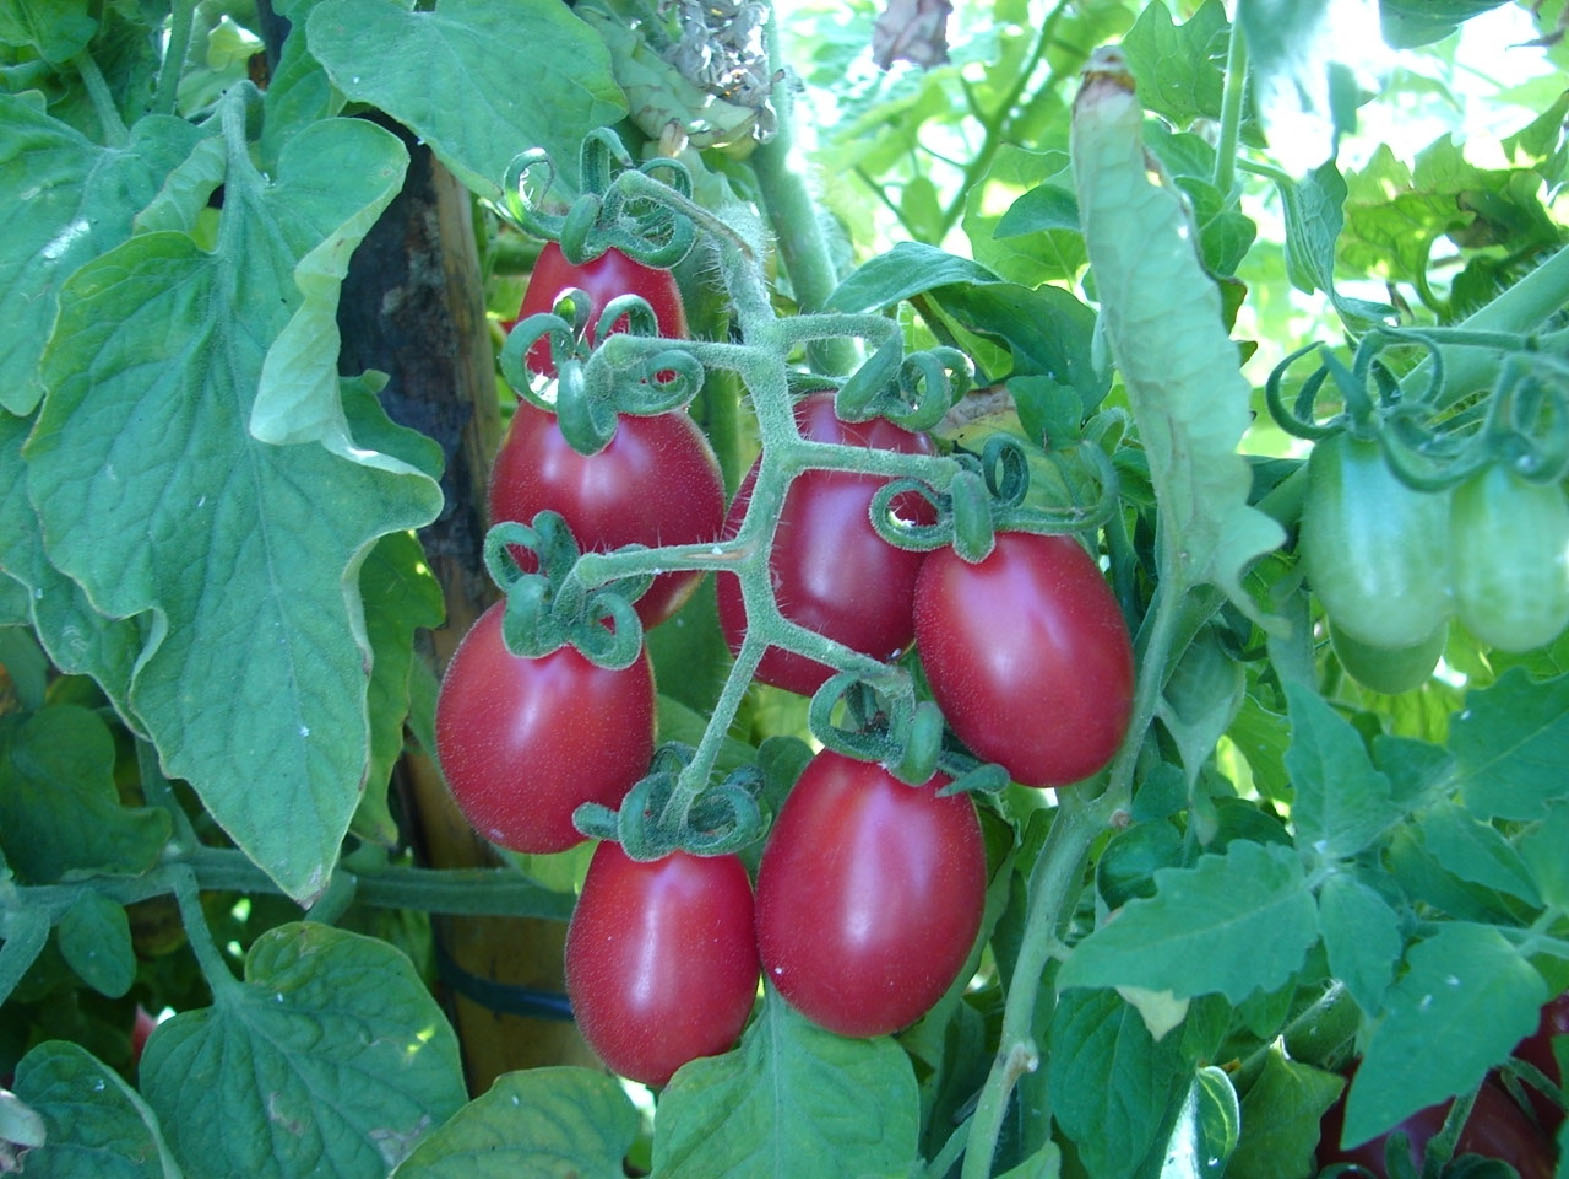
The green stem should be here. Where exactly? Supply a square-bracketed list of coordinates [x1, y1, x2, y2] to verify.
[1212, 16, 1248, 197]
[1400, 241, 1569, 401]
[74, 53, 129, 146]
[7, 849, 577, 926]
[959, 792, 1102, 1179]
[171, 864, 243, 1000]
[137, 737, 197, 851]
[152, 0, 196, 118]
[746, 9, 858, 375]
[936, 0, 1070, 241]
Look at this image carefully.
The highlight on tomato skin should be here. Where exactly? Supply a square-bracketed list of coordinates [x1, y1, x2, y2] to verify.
[913, 530, 1135, 788]
[753, 750, 987, 1039]
[715, 391, 936, 696]
[565, 843, 760, 1088]
[506, 241, 688, 377]
[487, 401, 725, 628]
[432, 601, 656, 855]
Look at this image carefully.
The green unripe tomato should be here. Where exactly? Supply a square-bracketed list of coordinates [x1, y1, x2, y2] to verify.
[1328, 619, 1447, 695]
[1300, 433, 1452, 649]
[1450, 464, 1569, 652]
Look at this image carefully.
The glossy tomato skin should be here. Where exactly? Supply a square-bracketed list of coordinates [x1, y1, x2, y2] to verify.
[1300, 432, 1453, 650]
[565, 843, 759, 1087]
[509, 242, 687, 377]
[434, 602, 655, 853]
[754, 751, 987, 1038]
[715, 392, 936, 696]
[488, 402, 725, 628]
[914, 531, 1134, 788]
[1319, 1072, 1556, 1179]
[1450, 465, 1569, 653]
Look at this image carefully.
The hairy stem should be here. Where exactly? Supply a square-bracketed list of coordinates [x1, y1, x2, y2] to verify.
[153, 0, 197, 118]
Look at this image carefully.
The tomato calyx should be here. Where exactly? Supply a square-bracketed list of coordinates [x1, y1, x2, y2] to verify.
[805, 673, 1008, 795]
[834, 341, 972, 433]
[481, 513, 649, 670]
[572, 742, 767, 860]
[869, 432, 1120, 564]
[495, 127, 698, 270]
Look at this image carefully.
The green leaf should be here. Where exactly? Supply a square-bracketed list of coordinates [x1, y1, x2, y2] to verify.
[392, 1067, 637, 1178]
[1519, 802, 1569, 912]
[306, 0, 628, 196]
[1379, 0, 1510, 49]
[1227, 1048, 1344, 1179]
[1269, 162, 1393, 327]
[56, 893, 137, 999]
[355, 530, 445, 847]
[1120, 0, 1228, 128]
[1161, 1066, 1239, 1178]
[1046, 988, 1191, 1179]
[653, 988, 919, 1179]
[1315, 872, 1400, 1016]
[1158, 626, 1244, 786]
[1452, 668, 1569, 820]
[260, 1, 346, 170]
[997, 1142, 1062, 1179]
[928, 283, 1108, 415]
[996, 185, 1080, 238]
[0, 414, 143, 718]
[0, 624, 49, 710]
[1058, 841, 1318, 1003]
[1415, 803, 1540, 904]
[253, 125, 416, 461]
[1342, 922, 1547, 1146]
[0, 909, 50, 1009]
[0, 0, 97, 63]
[140, 922, 466, 1179]
[824, 241, 1001, 313]
[12, 1039, 179, 1179]
[1071, 63, 1284, 617]
[962, 146, 1088, 285]
[1284, 681, 1403, 859]
[0, 97, 205, 415]
[26, 112, 442, 903]
[0, 706, 170, 883]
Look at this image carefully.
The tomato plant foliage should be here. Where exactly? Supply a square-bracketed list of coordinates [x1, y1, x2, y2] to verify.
[3, 1, 1569, 1178]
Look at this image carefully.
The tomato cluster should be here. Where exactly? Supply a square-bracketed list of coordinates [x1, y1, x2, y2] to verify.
[1317, 992, 1567, 1177]
[435, 249, 719, 853]
[444, 244, 1141, 1082]
[1301, 434, 1569, 692]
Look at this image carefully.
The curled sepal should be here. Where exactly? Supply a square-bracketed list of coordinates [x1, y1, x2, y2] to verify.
[949, 468, 998, 563]
[573, 744, 766, 859]
[495, 131, 698, 270]
[500, 307, 589, 407]
[869, 478, 951, 552]
[837, 345, 971, 433]
[807, 673, 939, 786]
[1264, 343, 1348, 441]
[480, 515, 648, 670]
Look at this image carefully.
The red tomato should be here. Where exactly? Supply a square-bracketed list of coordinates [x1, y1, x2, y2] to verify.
[488, 402, 725, 628]
[565, 843, 759, 1087]
[753, 751, 987, 1038]
[914, 531, 1134, 788]
[715, 393, 936, 696]
[434, 602, 656, 854]
[1513, 990, 1569, 1135]
[508, 242, 687, 377]
[1319, 1070, 1556, 1179]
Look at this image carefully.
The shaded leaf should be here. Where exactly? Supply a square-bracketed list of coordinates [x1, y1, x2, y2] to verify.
[1315, 872, 1401, 1016]
[1228, 1048, 1344, 1179]
[1285, 681, 1403, 859]
[392, 1067, 637, 1178]
[12, 1039, 179, 1179]
[140, 923, 466, 1179]
[824, 241, 1001, 313]
[1342, 923, 1547, 1146]
[1452, 668, 1569, 820]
